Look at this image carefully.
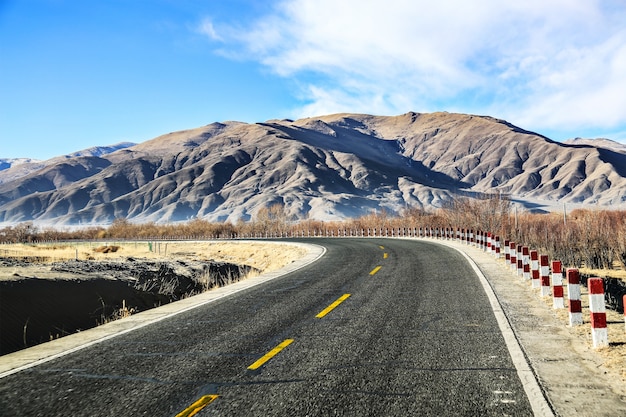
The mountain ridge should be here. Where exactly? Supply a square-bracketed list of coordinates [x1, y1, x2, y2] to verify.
[0, 142, 136, 185]
[1, 112, 625, 226]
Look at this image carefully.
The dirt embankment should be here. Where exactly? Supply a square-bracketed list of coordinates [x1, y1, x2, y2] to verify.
[0, 241, 306, 356]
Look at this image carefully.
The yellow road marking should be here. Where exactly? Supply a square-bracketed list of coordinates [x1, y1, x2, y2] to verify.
[175, 394, 219, 417]
[248, 339, 294, 370]
[383, 252, 388, 259]
[369, 266, 382, 275]
[379, 245, 385, 249]
[316, 294, 351, 318]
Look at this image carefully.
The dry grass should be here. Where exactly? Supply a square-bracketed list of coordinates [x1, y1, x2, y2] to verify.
[579, 267, 626, 281]
[0, 241, 307, 280]
[93, 245, 120, 253]
[162, 241, 306, 272]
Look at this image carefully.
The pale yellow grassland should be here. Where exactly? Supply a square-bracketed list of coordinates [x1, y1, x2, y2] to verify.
[0, 241, 307, 280]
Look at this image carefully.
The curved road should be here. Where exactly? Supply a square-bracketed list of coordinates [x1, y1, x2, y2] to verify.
[0, 239, 534, 416]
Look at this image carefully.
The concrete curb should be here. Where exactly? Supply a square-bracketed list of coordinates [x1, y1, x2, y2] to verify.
[0, 241, 326, 379]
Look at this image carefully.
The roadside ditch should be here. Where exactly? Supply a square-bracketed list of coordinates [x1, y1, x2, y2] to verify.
[0, 257, 256, 355]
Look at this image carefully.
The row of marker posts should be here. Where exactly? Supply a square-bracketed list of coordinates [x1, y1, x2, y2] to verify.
[498, 239, 609, 348]
[421, 227, 617, 349]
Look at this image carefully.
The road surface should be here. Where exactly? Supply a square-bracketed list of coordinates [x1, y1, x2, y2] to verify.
[0, 239, 535, 416]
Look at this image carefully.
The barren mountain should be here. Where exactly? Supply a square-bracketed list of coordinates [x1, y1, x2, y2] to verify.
[1, 112, 625, 225]
[0, 142, 135, 185]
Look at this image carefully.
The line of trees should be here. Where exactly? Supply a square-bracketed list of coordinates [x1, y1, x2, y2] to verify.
[1, 197, 625, 271]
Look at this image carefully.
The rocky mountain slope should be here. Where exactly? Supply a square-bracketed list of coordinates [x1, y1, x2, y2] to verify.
[1, 112, 625, 225]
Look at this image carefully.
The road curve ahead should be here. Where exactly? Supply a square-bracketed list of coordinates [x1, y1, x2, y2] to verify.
[0, 239, 535, 416]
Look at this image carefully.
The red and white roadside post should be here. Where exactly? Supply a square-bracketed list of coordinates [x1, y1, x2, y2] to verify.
[567, 268, 583, 326]
[509, 242, 517, 272]
[522, 247, 531, 280]
[494, 236, 501, 259]
[504, 240, 510, 263]
[551, 261, 564, 309]
[517, 245, 524, 277]
[540, 255, 551, 296]
[530, 250, 540, 289]
[588, 277, 608, 348]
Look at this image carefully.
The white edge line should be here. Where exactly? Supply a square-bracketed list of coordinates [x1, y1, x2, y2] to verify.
[0, 241, 326, 379]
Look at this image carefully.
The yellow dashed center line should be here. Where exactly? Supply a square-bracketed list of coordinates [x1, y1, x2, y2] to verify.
[369, 265, 382, 275]
[181, 243, 390, 410]
[316, 294, 351, 318]
[247, 339, 294, 370]
[175, 394, 219, 417]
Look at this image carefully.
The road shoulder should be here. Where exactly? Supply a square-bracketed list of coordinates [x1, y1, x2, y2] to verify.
[432, 239, 626, 417]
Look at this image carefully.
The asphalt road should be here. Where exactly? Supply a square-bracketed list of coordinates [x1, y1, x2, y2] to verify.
[0, 239, 534, 416]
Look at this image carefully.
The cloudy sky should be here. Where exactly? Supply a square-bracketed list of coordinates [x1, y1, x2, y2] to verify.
[2, 0, 626, 159]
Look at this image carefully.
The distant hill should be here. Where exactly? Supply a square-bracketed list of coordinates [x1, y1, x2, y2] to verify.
[0, 113, 625, 226]
[0, 158, 41, 172]
[0, 142, 136, 185]
[564, 137, 626, 154]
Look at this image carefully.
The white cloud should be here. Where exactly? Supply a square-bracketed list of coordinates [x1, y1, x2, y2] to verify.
[198, 18, 220, 40]
[501, 28, 626, 131]
[205, 0, 626, 136]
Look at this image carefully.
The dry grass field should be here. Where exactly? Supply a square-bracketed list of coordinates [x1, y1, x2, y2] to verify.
[0, 240, 307, 281]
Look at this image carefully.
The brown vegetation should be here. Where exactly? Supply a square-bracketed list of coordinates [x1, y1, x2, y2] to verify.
[93, 245, 120, 253]
[1, 198, 625, 275]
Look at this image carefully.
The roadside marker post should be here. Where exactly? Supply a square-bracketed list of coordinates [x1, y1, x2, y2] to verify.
[567, 269, 583, 326]
[551, 261, 564, 309]
[495, 235, 501, 259]
[522, 247, 530, 280]
[588, 278, 608, 348]
[504, 240, 510, 262]
[540, 255, 551, 297]
[509, 242, 517, 272]
[530, 250, 540, 289]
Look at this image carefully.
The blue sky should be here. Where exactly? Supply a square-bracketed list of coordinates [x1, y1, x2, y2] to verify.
[2, 0, 626, 160]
